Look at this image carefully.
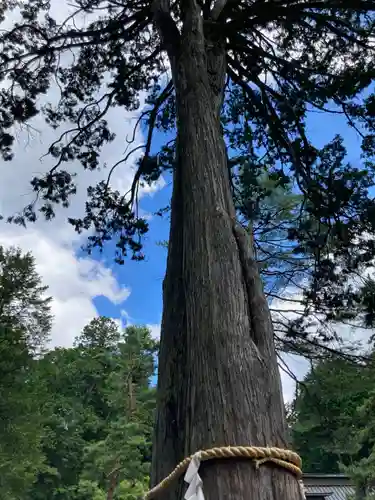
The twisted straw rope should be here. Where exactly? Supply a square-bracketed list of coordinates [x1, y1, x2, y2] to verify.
[144, 446, 303, 499]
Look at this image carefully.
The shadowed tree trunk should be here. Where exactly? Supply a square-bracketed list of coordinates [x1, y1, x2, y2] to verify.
[107, 469, 119, 500]
[151, 1, 302, 499]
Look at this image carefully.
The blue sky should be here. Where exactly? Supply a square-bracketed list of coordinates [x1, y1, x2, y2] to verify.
[87, 107, 369, 401]
[92, 127, 174, 331]
[0, 0, 372, 404]
[92, 108, 365, 335]
[0, 41, 369, 399]
[93, 185, 170, 329]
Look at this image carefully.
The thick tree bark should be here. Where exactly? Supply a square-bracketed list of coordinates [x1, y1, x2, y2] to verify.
[151, 2, 302, 499]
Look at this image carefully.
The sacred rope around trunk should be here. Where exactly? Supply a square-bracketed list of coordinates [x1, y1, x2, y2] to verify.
[144, 445, 303, 499]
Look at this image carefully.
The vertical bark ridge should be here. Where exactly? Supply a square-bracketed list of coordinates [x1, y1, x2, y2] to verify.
[151, 8, 302, 500]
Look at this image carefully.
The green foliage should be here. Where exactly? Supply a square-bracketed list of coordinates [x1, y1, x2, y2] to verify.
[74, 316, 121, 349]
[27, 319, 157, 500]
[80, 325, 157, 496]
[234, 131, 375, 359]
[0, 326, 46, 499]
[290, 355, 375, 484]
[358, 279, 375, 331]
[70, 479, 107, 500]
[0, 246, 156, 499]
[0, 245, 52, 498]
[0, 245, 52, 351]
[341, 387, 375, 497]
[0, 0, 373, 263]
[30, 347, 107, 499]
[116, 478, 149, 500]
[0, 0, 373, 364]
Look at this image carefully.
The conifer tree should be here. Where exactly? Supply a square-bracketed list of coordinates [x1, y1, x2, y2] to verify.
[1, 1, 374, 498]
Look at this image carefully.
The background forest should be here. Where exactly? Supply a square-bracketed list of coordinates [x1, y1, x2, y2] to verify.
[0, 0, 375, 498]
[0, 245, 157, 500]
[1, 243, 375, 500]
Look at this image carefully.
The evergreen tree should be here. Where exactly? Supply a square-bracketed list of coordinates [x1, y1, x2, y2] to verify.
[1, 1, 374, 498]
[30, 346, 107, 500]
[290, 354, 375, 497]
[290, 356, 375, 474]
[28, 322, 156, 500]
[236, 135, 375, 360]
[82, 325, 157, 499]
[0, 245, 52, 352]
[343, 378, 375, 498]
[0, 245, 52, 498]
[74, 317, 121, 350]
[0, 325, 47, 499]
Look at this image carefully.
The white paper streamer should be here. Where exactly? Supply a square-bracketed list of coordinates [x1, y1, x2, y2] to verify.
[184, 452, 205, 500]
[299, 480, 306, 500]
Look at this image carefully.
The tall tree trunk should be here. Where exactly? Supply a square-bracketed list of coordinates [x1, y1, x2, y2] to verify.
[107, 468, 119, 500]
[151, 2, 302, 499]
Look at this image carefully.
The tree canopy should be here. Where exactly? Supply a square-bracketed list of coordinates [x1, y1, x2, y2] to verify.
[1, 1, 375, 499]
[28, 319, 157, 500]
[0, 244, 157, 499]
[0, 245, 51, 498]
[0, 245, 52, 351]
[238, 134, 375, 361]
[1, 0, 374, 360]
[290, 353, 375, 497]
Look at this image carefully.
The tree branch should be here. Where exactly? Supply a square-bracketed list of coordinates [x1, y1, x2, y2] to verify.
[122, 79, 174, 209]
[210, 0, 227, 20]
[152, 0, 180, 62]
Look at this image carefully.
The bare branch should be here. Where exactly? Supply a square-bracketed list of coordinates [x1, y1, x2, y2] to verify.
[122, 79, 174, 209]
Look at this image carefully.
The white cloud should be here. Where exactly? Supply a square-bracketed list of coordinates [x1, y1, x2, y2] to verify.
[146, 323, 161, 340]
[279, 353, 310, 403]
[0, 99, 165, 346]
[271, 289, 374, 402]
[0, 3, 166, 348]
[0, 217, 132, 348]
